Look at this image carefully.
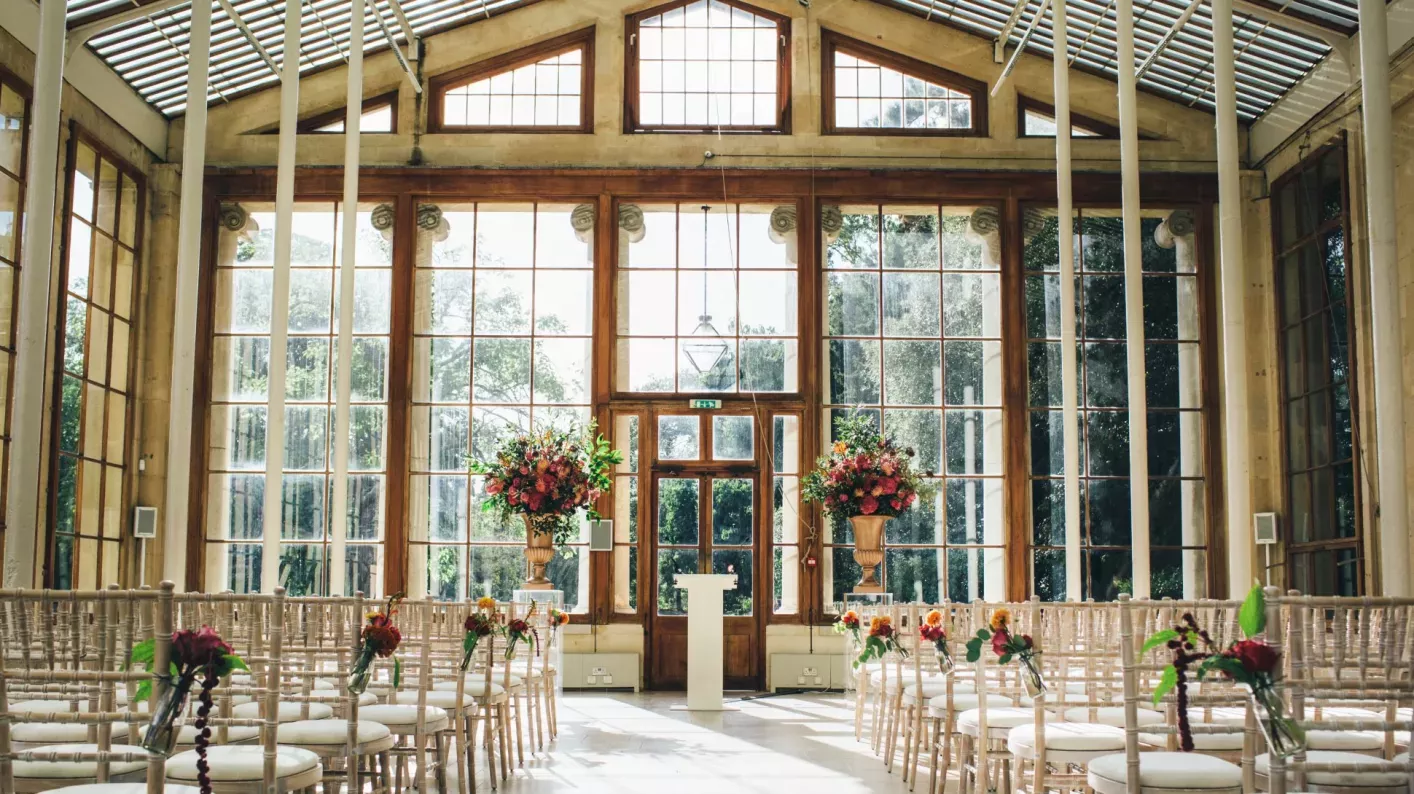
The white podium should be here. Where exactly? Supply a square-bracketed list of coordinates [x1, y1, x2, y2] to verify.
[673, 573, 737, 712]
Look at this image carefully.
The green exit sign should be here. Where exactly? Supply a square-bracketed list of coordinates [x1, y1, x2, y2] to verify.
[689, 399, 722, 410]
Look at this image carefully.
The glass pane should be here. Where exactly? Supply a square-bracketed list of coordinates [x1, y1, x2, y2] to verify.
[278, 545, 328, 596]
[427, 545, 465, 600]
[657, 549, 699, 615]
[657, 477, 699, 545]
[713, 549, 753, 616]
[712, 416, 753, 460]
[658, 415, 700, 460]
[711, 478, 753, 545]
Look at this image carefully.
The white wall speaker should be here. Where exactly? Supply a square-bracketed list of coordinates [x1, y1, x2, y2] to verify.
[1253, 512, 1279, 545]
[133, 506, 158, 539]
[589, 519, 613, 551]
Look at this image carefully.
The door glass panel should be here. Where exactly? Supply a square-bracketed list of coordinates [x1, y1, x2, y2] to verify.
[658, 415, 700, 460]
[712, 415, 754, 460]
[657, 549, 698, 615]
[713, 549, 753, 616]
[711, 478, 753, 545]
[657, 478, 699, 545]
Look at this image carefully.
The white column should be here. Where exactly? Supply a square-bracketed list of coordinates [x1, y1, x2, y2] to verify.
[1052, 0, 1083, 602]
[161, 0, 213, 591]
[965, 209, 1006, 601]
[406, 204, 446, 599]
[1357, 0, 1410, 596]
[261, 0, 302, 593]
[964, 385, 978, 602]
[1211, 0, 1254, 597]
[1156, 213, 1203, 598]
[3, 0, 65, 588]
[1117, 0, 1151, 598]
[329, 0, 365, 596]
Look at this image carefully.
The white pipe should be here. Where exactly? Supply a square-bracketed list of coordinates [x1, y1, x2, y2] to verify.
[371, 0, 422, 93]
[1053, 0, 1083, 602]
[3, 0, 65, 588]
[330, 0, 365, 597]
[379, 0, 419, 60]
[1357, 0, 1409, 596]
[67, 0, 187, 50]
[1212, 0, 1254, 597]
[261, 0, 301, 593]
[992, 0, 1052, 97]
[161, 0, 213, 591]
[1117, 0, 1151, 598]
[964, 386, 978, 603]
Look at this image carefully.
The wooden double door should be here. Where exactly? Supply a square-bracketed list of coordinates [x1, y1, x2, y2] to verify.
[645, 410, 768, 691]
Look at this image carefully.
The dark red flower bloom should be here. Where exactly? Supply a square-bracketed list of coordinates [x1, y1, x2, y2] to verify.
[1225, 639, 1280, 676]
[172, 626, 232, 669]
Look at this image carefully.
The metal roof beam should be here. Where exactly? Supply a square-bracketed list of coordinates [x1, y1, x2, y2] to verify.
[370, 0, 422, 93]
[68, 0, 188, 50]
[1232, 0, 1349, 48]
[214, 0, 282, 77]
[992, 0, 1052, 94]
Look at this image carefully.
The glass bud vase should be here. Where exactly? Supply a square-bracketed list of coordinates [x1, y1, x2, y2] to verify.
[1019, 654, 1047, 698]
[1250, 682, 1306, 759]
[935, 642, 956, 675]
[141, 675, 194, 756]
[347, 646, 377, 695]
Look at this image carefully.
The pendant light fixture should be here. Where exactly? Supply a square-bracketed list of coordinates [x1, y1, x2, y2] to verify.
[683, 204, 729, 374]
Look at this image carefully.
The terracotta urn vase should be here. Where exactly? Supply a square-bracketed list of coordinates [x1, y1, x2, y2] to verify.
[849, 515, 888, 593]
[523, 514, 558, 590]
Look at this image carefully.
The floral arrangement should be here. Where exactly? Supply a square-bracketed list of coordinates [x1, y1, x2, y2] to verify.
[348, 593, 404, 694]
[548, 608, 570, 632]
[471, 421, 622, 547]
[130, 627, 247, 792]
[461, 613, 499, 671]
[1142, 585, 1304, 757]
[966, 608, 1045, 695]
[854, 614, 908, 669]
[833, 609, 863, 647]
[505, 614, 539, 660]
[802, 414, 922, 518]
[920, 609, 955, 674]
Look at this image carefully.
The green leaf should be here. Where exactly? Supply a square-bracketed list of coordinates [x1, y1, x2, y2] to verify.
[464, 632, 476, 654]
[1139, 629, 1179, 658]
[224, 654, 249, 673]
[1239, 585, 1266, 638]
[1151, 664, 1178, 706]
[965, 637, 983, 663]
[998, 653, 1013, 665]
[392, 657, 403, 688]
[128, 638, 155, 669]
[133, 680, 153, 703]
[977, 628, 992, 640]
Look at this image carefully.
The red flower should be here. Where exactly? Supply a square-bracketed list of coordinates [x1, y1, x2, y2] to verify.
[485, 479, 504, 495]
[920, 624, 945, 642]
[1225, 639, 1280, 676]
[991, 628, 1010, 656]
[172, 626, 232, 669]
[860, 496, 879, 515]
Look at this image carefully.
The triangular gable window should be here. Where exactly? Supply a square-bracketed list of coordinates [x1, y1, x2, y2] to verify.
[1017, 96, 1120, 139]
[822, 31, 986, 136]
[430, 28, 594, 132]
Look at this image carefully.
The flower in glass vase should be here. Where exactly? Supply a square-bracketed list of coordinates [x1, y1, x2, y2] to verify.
[349, 593, 404, 695]
[854, 614, 908, 668]
[920, 609, 954, 673]
[966, 608, 1045, 696]
[129, 626, 247, 792]
[802, 414, 926, 593]
[833, 609, 864, 647]
[504, 617, 538, 660]
[461, 613, 498, 671]
[471, 421, 623, 589]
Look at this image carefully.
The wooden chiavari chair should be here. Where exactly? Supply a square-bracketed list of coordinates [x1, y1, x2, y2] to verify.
[1258, 590, 1414, 794]
[162, 588, 323, 793]
[369, 599, 451, 794]
[0, 586, 161, 792]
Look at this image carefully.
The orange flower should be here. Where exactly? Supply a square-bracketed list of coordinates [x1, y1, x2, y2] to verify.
[832, 441, 848, 455]
[989, 608, 1011, 633]
[924, 609, 944, 628]
[477, 596, 497, 610]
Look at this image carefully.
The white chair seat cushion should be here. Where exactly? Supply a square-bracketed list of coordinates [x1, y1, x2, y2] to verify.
[13, 743, 147, 779]
[390, 691, 479, 710]
[432, 679, 507, 697]
[177, 724, 259, 745]
[359, 704, 450, 733]
[927, 692, 1014, 716]
[167, 746, 320, 783]
[1140, 730, 1244, 751]
[1088, 751, 1243, 791]
[958, 707, 1057, 733]
[1307, 730, 1385, 752]
[230, 700, 333, 722]
[1064, 707, 1164, 728]
[12, 722, 129, 744]
[11, 700, 77, 714]
[43, 779, 202, 785]
[278, 718, 394, 750]
[1256, 750, 1408, 787]
[1007, 722, 1125, 756]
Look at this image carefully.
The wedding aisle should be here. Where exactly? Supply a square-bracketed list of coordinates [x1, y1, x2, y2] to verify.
[471, 692, 901, 793]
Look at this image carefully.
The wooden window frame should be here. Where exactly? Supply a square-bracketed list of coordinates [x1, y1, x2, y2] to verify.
[428, 28, 596, 133]
[623, 0, 792, 134]
[1015, 95, 1120, 139]
[0, 66, 31, 553]
[47, 121, 146, 590]
[295, 91, 399, 134]
[1269, 136, 1364, 595]
[819, 30, 987, 138]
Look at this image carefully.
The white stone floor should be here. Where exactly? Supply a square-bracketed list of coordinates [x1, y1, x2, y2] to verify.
[470, 691, 909, 793]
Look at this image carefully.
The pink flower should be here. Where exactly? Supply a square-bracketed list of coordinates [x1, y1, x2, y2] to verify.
[880, 477, 898, 495]
[485, 479, 504, 495]
[860, 496, 879, 515]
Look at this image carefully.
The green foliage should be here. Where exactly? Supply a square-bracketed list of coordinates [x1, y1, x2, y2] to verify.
[1151, 664, 1179, 706]
[1238, 584, 1266, 638]
[1139, 629, 1180, 659]
[964, 628, 991, 662]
